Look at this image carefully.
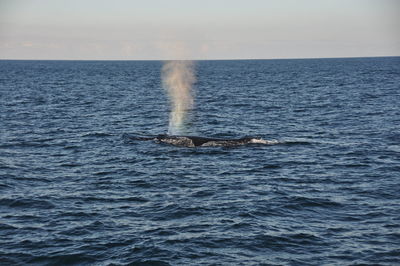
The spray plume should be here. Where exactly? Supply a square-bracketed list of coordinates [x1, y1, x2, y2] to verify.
[162, 60, 195, 135]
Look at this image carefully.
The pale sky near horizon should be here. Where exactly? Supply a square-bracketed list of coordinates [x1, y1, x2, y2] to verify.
[0, 0, 399, 60]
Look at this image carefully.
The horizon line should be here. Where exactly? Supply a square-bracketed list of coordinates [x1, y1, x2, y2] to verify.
[0, 55, 399, 62]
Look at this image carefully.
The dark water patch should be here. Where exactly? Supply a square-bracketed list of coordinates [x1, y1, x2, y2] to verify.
[261, 164, 282, 169]
[62, 145, 81, 150]
[0, 252, 34, 265]
[28, 253, 98, 265]
[56, 211, 99, 218]
[93, 171, 114, 176]
[80, 196, 149, 203]
[144, 227, 178, 236]
[60, 163, 82, 167]
[12, 176, 52, 183]
[128, 259, 171, 266]
[0, 198, 55, 209]
[150, 205, 210, 221]
[280, 196, 343, 210]
[127, 179, 154, 188]
[254, 233, 326, 250]
[332, 163, 371, 168]
[376, 165, 400, 172]
[0, 183, 12, 189]
[0, 223, 17, 230]
[191, 189, 215, 198]
[82, 132, 115, 137]
[0, 141, 53, 149]
[58, 227, 92, 237]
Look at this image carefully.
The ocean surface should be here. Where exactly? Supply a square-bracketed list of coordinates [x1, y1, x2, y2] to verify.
[1, 57, 399, 265]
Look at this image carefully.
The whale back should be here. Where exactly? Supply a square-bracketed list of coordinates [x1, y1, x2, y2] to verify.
[155, 135, 261, 147]
[119, 134, 275, 147]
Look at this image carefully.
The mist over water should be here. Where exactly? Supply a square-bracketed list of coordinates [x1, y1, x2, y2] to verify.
[162, 61, 195, 135]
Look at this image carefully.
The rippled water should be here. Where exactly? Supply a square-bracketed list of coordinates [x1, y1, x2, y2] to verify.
[1, 58, 400, 265]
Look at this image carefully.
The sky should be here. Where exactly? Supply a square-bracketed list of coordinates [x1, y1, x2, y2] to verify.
[0, 0, 399, 60]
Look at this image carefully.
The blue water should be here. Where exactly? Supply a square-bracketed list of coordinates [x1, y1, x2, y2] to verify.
[1, 57, 399, 265]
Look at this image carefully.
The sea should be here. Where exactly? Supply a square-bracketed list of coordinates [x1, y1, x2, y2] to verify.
[1, 57, 399, 265]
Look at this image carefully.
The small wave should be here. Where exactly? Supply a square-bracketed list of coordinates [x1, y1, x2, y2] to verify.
[261, 164, 282, 169]
[0, 198, 55, 209]
[128, 259, 171, 266]
[281, 196, 342, 210]
[81, 132, 114, 137]
[0, 141, 52, 149]
[0, 223, 17, 230]
[28, 253, 98, 265]
[60, 163, 82, 167]
[80, 196, 149, 203]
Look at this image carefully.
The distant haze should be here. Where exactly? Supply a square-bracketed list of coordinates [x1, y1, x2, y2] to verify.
[0, 0, 399, 60]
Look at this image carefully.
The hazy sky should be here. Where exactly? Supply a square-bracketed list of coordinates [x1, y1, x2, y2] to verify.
[1, 0, 399, 60]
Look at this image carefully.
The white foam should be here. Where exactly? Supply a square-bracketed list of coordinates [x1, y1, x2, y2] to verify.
[250, 138, 279, 145]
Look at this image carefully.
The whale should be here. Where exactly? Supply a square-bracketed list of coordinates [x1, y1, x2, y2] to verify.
[126, 134, 276, 147]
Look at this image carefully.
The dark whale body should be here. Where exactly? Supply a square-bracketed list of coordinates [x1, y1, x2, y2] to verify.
[156, 134, 255, 147]
[128, 134, 275, 147]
